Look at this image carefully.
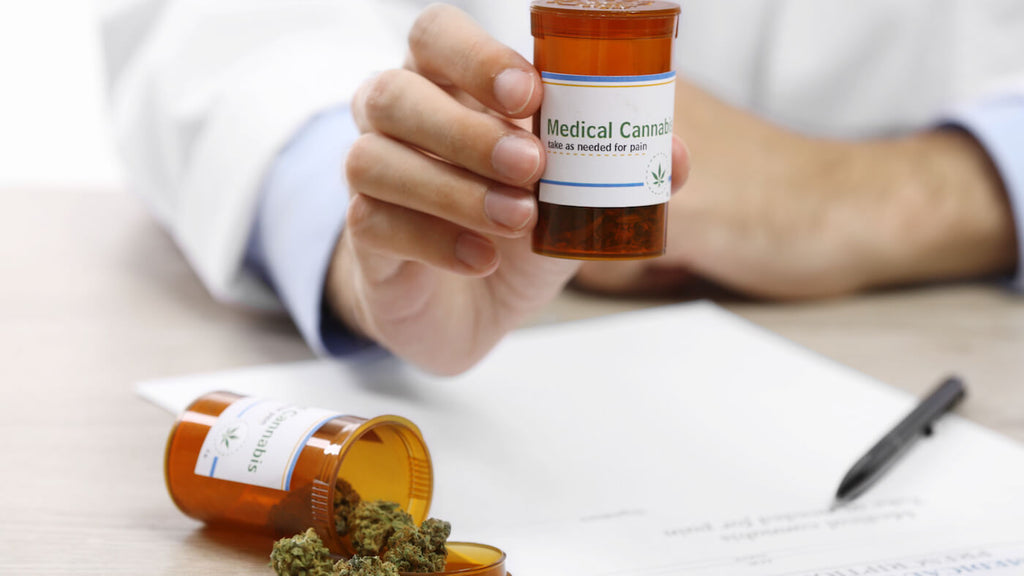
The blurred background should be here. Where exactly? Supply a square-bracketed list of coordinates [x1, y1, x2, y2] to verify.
[0, 1, 123, 190]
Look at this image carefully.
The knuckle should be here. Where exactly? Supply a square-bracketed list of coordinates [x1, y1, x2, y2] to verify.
[345, 194, 376, 238]
[438, 119, 473, 159]
[476, 42, 510, 75]
[360, 69, 406, 128]
[449, 34, 490, 83]
[409, 3, 458, 54]
[447, 25, 515, 84]
[345, 134, 380, 188]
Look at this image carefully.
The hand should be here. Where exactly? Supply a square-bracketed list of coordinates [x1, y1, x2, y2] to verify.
[575, 80, 1017, 299]
[326, 5, 689, 375]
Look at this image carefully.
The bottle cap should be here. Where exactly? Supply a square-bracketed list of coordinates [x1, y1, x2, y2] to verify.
[420, 542, 507, 575]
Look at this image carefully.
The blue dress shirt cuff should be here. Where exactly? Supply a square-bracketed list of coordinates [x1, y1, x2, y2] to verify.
[944, 95, 1024, 288]
[245, 105, 374, 356]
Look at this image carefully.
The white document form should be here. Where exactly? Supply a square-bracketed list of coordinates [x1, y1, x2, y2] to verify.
[138, 302, 1024, 575]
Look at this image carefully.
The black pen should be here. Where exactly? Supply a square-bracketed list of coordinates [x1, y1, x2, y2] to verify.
[833, 375, 967, 507]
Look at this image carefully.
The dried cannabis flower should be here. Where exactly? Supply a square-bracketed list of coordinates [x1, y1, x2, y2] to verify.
[350, 500, 416, 557]
[271, 480, 451, 575]
[418, 518, 452, 555]
[270, 527, 335, 576]
[333, 478, 362, 536]
[382, 518, 451, 573]
[334, 556, 401, 576]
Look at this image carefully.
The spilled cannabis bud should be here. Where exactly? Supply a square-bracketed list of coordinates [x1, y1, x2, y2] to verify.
[350, 500, 417, 557]
[271, 478, 451, 576]
[334, 556, 400, 576]
[334, 478, 362, 536]
[382, 518, 451, 573]
[270, 528, 335, 576]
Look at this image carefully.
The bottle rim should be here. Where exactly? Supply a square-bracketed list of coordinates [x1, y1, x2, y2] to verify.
[320, 414, 434, 554]
[531, 0, 680, 16]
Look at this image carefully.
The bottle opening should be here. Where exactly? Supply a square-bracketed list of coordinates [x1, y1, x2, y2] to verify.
[325, 416, 433, 554]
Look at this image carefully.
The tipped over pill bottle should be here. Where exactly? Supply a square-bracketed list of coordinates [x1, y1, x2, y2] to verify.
[163, 391, 432, 556]
[531, 0, 680, 260]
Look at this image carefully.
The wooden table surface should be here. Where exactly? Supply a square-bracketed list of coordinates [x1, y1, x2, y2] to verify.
[2, 189, 1022, 574]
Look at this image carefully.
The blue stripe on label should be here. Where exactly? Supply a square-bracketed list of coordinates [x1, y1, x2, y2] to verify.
[209, 456, 219, 477]
[236, 398, 265, 417]
[541, 179, 644, 188]
[541, 71, 676, 83]
[281, 415, 339, 491]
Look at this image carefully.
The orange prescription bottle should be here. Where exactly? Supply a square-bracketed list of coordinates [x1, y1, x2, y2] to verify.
[531, 0, 680, 260]
[164, 391, 430, 554]
[164, 392, 508, 575]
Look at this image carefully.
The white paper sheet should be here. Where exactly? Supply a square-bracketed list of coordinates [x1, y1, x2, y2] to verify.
[138, 302, 1024, 575]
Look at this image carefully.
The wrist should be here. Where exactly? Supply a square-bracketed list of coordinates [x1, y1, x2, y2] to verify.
[849, 130, 1017, 289]
[324, 229, 375, 344]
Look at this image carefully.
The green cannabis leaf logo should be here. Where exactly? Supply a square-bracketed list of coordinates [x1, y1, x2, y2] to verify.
[651, 164, 667, 187]
[220, 425, 241, 450]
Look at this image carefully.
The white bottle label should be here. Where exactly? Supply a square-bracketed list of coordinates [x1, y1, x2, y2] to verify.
[538, 71, 676, 208]
[193, 397, 340, 491]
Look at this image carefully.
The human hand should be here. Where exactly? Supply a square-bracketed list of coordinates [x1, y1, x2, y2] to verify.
[326, 5, 689, 375]
[324, 4, 570, 375]
[575, 80, 1016, 299]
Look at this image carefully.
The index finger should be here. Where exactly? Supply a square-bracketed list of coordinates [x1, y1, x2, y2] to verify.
[407, 4, 541, 118]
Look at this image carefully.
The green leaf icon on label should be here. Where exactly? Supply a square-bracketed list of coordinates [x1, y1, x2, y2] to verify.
[221, 426, 241, 449]
[652, 164, 667, 187]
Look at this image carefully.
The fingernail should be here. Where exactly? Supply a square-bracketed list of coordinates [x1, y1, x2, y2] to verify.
[455, 233, 498, 272]
[494, 69, 534, 115]
[485, 187, 535, 232]
[492, 136, 541, 184]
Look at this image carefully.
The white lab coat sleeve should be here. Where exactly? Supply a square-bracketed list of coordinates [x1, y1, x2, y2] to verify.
[100, 0, 420, 307]
[945, 78, 1024, 289]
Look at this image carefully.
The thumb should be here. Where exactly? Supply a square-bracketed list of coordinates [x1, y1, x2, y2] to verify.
[670, 133, 691, 195]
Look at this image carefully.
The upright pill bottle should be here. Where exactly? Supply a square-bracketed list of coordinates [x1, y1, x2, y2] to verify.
[164, 391, 432, 556]
[531, 0, 680, 259]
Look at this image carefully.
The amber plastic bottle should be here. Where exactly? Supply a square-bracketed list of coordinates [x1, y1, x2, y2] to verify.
[164, 391, 432, 556]
[164, 392, 508, 575]
[531, 0, 680, 260]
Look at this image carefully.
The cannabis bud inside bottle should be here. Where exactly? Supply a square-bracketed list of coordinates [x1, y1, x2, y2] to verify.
[531, 0, 680, 260]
